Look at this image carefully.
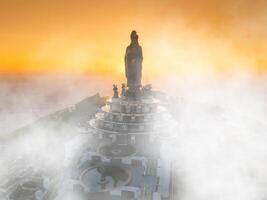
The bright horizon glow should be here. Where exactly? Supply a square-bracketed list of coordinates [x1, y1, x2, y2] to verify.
[1, 0, 267, 79]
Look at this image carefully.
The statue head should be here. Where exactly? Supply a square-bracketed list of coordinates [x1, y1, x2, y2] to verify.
[130, 30, 138, 43]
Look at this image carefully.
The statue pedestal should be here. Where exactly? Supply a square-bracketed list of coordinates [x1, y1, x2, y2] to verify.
[126, 87, 142, 100]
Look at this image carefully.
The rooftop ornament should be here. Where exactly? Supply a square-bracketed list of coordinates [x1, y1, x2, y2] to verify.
[121, 83, 126, 97]
[113, 84, 119, 98]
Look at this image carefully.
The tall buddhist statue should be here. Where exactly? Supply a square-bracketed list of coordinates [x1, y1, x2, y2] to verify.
[124, 31, 143, 92]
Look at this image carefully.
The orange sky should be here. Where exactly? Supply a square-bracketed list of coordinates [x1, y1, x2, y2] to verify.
[1, 0, 267, 80]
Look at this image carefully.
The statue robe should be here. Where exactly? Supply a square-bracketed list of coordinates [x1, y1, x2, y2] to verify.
[124, 43, 143, 89]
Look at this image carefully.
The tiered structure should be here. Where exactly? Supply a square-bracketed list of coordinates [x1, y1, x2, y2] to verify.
[0, 31, 176, 200]
[66, 31, 176, 200]
[58, 31, 176, 200]
[85, 85, 174, 199]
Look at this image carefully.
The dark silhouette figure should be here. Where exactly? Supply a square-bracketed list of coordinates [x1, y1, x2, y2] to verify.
[124, 31, 143, 93]
[121, 83, 126, 97]
[113, 85, 119, 98]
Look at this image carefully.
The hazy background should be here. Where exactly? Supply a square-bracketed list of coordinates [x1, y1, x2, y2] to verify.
[1, 0, 267, 132]
[1, 0, 267, 199]
[1, 0, 267, 77]
[2, 72, 267, 200]
[0, 73, 112, 133]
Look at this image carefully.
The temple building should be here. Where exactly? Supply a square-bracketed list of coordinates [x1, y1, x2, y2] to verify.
[1, 31, 177, 200]
[57, 31, 177, 200]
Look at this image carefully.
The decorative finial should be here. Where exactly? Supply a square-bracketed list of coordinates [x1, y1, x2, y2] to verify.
[141, 84, 152, 98]
[113, 84, 119, 98]
[121, 83, 126, 97]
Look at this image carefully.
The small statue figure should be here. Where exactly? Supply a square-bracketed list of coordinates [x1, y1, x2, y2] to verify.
[113, 84, 119, 98]
[121, 83, 126, 97]
[142, 84, 152, 98]
[147, 84, 152, 93]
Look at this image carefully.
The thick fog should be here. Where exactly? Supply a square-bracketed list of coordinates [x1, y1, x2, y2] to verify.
[162, 72, 267, 199]
[1, 72, 267, 199]
[0, 74, 113, 134]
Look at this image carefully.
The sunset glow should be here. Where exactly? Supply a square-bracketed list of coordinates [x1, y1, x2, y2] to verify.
[3, 2, 267, 199]
[1, 0, 267, 79]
